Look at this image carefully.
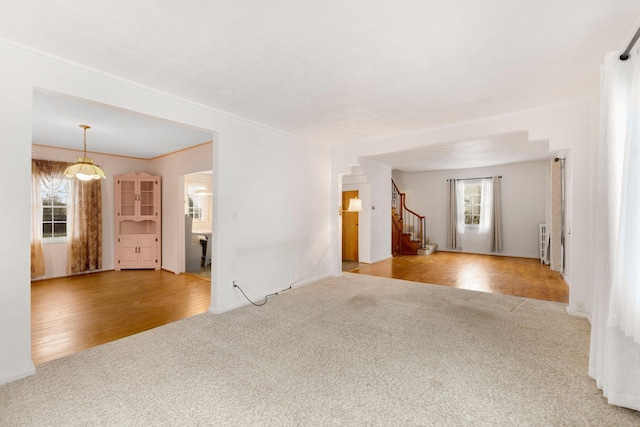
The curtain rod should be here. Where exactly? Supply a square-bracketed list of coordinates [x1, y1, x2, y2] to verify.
[620, 25, 640, 61]
[446, 176, 502, 182]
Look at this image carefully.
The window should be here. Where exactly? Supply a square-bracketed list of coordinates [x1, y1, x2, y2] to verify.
[186, 183, 211, 222]
[42, 179, 70, 241]
[187, 196, 202, 220]
[463, 183, 482, 225]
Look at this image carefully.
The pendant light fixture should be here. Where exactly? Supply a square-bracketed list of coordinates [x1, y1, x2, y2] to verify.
[63, 124, 106, 181]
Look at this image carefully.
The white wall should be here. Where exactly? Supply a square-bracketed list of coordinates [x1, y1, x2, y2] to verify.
[0, 44, 34, 383]
[332, 101, 593, 317]
[341, 158, 392, 264]
[213, 125, 331, 313]
[361, 158, 392, 263]
[152, 143, 214, 274]
[392, 160, 548, 258]
[0, 40, 331, 385]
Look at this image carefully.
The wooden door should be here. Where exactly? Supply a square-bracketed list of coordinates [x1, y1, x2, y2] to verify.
[342, 190, 359, 261]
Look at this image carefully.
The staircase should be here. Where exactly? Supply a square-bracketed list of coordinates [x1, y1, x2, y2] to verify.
[391, 180, 437, 255]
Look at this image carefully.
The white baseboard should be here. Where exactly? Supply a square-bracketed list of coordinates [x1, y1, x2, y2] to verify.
[290, 273, 331, 289]
[566, 307, 592, 323]
[437, 249, 538, 259]
[209, 301, 247, 315]
[209, 273, 331, 315]
[0, 364, 36, 385]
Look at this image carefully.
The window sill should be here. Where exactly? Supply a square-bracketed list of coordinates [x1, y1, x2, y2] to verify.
[43, 237, 69, 244]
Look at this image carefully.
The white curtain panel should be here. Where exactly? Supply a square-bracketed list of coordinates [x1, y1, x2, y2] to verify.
[479, 177, 502, 252]
[479, 178, 492, 234]
[589, 51, 640, 411]
[446, 179, 460, 249]
[456, 180, 466, 235]
[609, 51, 640, 344]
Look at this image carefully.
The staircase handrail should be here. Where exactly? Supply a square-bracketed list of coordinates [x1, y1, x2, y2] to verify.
[392, 180, 425, 221]
[392, 179, 427, 249]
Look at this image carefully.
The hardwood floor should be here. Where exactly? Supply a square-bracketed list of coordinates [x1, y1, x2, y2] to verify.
[31, 270, 210, 365]
[348, 252, 569, 303]
[32, 253, 565, 365]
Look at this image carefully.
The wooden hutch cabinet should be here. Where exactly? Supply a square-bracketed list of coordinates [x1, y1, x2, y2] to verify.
[115, 172, 161, 270]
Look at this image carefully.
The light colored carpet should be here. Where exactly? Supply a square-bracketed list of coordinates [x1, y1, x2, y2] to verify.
[2, 273, 639, 426]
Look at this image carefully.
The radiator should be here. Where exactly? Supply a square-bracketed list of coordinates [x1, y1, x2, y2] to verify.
[539, 222, 547, 263]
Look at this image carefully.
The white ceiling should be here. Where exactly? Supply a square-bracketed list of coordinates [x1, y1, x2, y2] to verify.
[3, 1, 640, 168]
[32, 91, 213, 159]
[368, 132, 554, 172]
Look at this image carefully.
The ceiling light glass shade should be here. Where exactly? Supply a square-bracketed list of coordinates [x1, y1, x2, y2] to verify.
[64, 157, 107, 181]
[63, 124, 106, 181]
[193, 188, 213, 195]
[347, 198, 363, 212]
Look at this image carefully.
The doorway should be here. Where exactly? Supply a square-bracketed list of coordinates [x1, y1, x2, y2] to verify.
[184, 171, 213, 279]
[342, 190, 359, 262]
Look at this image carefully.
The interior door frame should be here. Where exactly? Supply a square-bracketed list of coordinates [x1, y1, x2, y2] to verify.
[342, 190, 359, 262]
[181, 170, 214, 275]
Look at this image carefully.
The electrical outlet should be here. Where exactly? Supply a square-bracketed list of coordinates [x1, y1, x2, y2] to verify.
[576, 301, 585, 313]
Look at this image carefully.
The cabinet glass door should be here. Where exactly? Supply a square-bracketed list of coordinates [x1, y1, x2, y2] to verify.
[139, 179, 156, 218]
[120, 180, 136, 217]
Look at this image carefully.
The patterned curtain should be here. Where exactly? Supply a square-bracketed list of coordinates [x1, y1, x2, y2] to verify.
[31, 160, 69, 278]
[31, 161, 45, 278]
[67, 179, 102, 274]
[548, 159, 563, 272]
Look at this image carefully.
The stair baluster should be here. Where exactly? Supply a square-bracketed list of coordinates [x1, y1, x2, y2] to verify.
[392, 179, 427, 254]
